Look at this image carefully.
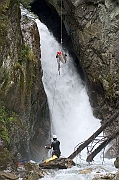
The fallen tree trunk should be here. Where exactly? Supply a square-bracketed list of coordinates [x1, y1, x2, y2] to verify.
[86, 129, 119, 162]
[68, 111, 119, 159]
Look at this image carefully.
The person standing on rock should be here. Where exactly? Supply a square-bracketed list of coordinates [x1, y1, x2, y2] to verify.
[44, 135, 61, 158]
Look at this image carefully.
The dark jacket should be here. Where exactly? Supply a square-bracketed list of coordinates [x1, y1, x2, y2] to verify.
[51, 139, 61, 157]
[46, 139, 61, 157]
[51, 139, 60, 151]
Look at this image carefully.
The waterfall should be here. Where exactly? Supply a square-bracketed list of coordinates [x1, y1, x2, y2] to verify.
[20, 7, 117, 180]
[36, 19, 101, 158]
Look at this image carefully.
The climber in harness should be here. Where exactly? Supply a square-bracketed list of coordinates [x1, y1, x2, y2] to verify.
[56, 51, 67, 75]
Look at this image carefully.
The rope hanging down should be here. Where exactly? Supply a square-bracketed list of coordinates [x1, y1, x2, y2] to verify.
[50, 71, 58, 138]
[56, 0, 67, 75]
[49, 0, 64, 140]
[60, 0, 63, 47]
[50, 0, 67, 140]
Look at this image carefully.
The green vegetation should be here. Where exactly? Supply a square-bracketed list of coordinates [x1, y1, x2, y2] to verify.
[0, 148, 13, 170]
[14, 61, 23, 71]
[18, 0, 32, 10]
[19, 44, 36, 62]
[0, 106, 15, 144]
[14, 61, 25, 88]
[0, 0, 9, 47]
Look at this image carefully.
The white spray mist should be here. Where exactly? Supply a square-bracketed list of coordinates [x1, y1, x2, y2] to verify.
[36, 19, 101, 158]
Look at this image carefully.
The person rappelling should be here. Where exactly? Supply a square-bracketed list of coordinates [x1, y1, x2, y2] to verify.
[56, 51, 67, 75]
[55, 0, 67, 75]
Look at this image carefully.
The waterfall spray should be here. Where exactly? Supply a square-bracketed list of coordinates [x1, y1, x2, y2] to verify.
[36, 19, 101, 158]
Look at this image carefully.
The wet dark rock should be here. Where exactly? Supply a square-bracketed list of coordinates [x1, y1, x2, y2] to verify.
[0, 171, 18, 180]
[39, 157, 75, 169]
[114, 156, 119, 168]
[0, 161, 45, 180]
[0, 0, 50, 164]
[0, 148, 17, 171]
[22, 162, 45, 179]
[31, 0, 119, 160]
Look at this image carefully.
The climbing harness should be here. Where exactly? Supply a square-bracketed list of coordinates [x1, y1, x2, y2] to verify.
[57, 56, 61, 75]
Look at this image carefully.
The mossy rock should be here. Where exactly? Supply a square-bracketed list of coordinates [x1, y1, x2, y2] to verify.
[0, 148, 17, 171]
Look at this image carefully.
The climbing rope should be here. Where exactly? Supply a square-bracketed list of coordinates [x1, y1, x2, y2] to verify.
[50, 71, 59, 138]
[49, 0, 63, 140]
[51, 72, 58, 119]
[60, 0, 63, 47]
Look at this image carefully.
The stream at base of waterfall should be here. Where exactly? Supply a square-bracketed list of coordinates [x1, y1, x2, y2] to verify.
[40, 159, 117, 180]
[18, 158, 117, 180]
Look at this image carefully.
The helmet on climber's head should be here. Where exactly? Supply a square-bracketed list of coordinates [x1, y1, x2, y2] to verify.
[57, 51, 62, 55]
[53, 135, 57, 140]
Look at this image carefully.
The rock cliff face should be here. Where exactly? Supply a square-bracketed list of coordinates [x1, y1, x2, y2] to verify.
[0, 0, 50, 162]
[45, 0, 119, 120]
[1, 0, 119, 163]
[30, 0, 119, 157]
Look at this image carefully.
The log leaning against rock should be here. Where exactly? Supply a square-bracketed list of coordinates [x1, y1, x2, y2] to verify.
[68, 111, 119, 160]
[39, 157, 75, 169]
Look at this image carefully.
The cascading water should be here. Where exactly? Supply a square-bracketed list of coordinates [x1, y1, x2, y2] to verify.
[36, 19, 101, 158]
[20, 7, 117, 180]
[35, 20, 117, 180]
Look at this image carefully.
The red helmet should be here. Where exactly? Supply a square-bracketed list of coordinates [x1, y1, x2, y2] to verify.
[57, 51, 62, 55]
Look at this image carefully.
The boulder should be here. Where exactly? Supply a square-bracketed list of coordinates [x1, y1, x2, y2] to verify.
[39, 157, 75, 169]
[0, 171, 18, 180]
[0, 148, 17, 171]
[23, 162, 45, 179]
[79, 168, 92, 174]
[114, 157, 119, 168]
[92, 173, 115, 180]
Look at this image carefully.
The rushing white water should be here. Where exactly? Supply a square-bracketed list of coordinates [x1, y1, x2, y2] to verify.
[20, 7, 117, 180]
[21, 3, 101, 160]
[36, 19, 101, 158]
[40, 158, 117, 180]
